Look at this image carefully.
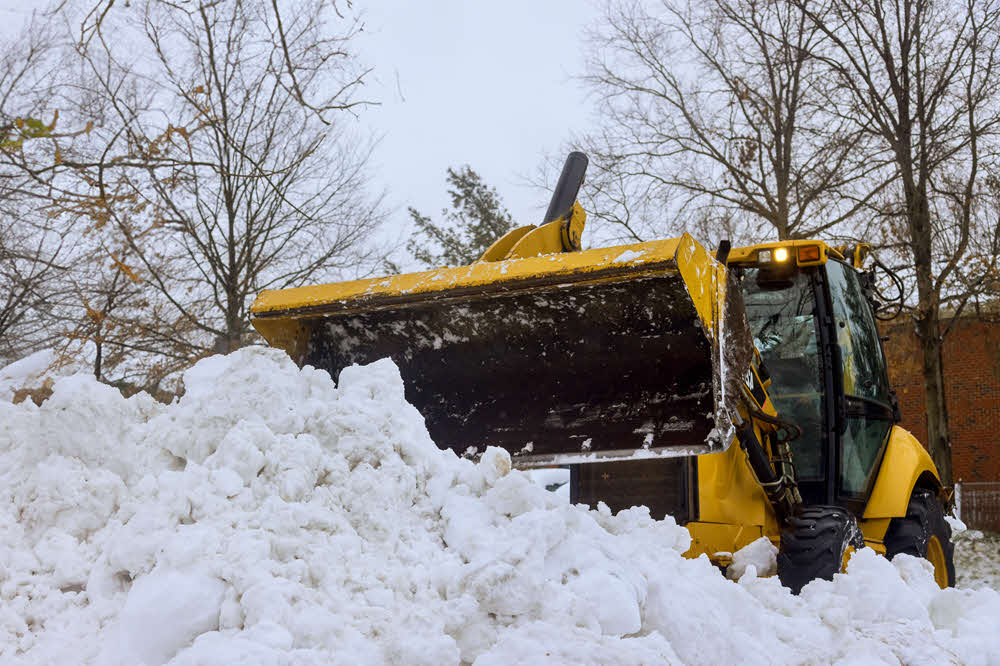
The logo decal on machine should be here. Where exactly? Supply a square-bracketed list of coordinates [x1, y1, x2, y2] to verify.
[744, 365, 768, 407]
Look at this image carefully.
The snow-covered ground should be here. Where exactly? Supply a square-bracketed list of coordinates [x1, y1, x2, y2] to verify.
[1, 348, 999, 664]
[954, 528, 1000, 592]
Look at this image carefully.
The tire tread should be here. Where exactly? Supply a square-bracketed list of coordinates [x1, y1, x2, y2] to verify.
[884, 489, 955, 587]
[778, 505, 864, 594]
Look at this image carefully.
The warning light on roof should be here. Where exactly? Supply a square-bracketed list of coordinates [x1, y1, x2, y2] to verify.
[798, 246, 821, 262]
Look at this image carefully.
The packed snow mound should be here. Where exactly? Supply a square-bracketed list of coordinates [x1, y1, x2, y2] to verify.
[0, 348, 998, 665]
[0, 349, 63, 401]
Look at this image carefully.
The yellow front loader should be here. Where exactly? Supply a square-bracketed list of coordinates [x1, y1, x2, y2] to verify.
[251, 153, 954, 592]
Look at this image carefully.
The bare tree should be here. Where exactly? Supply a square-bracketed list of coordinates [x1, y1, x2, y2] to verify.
[584, 0, 886, 243]
[798, 0, 1000, 486]
[57, 0, 384, 377]
[935, 172, 1000, 327]
[0, 14, 82, 365]
[0, 206, 67, 364]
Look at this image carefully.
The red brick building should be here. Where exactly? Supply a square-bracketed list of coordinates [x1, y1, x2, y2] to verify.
[881, 313, 1000, 483]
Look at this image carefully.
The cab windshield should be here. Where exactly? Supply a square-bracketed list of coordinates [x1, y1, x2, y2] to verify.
[739, 268, 824, 481]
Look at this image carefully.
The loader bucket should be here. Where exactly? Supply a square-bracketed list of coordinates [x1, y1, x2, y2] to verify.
[250, 234, 753, 468]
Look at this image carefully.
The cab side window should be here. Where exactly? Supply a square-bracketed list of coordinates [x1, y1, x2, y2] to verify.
[825, 260, 893, 497]
[826, 261, 890, 404]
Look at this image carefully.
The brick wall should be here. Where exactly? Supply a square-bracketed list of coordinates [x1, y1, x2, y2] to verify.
[881, 315, 1000, 483]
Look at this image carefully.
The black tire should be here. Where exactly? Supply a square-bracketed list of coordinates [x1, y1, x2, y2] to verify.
[777, 505, 865, 594]
[883, 489, 955, 588]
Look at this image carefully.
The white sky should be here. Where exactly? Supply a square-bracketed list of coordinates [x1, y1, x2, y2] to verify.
[353, 0, 602, 240]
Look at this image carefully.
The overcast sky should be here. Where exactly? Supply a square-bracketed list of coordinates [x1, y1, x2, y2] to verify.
[353, 0, 603, 243]
[0, 0, 604, 250]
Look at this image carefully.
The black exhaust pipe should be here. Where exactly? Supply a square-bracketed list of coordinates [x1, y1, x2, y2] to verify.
[542, 152, 589, 225]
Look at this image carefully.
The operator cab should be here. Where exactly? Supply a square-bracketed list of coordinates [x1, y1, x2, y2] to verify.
[734, 242, 896, 511]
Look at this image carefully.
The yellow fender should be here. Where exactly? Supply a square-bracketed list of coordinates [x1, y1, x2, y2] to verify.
[863, 426, 940, 520]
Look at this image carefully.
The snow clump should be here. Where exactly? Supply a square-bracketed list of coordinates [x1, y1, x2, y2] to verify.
[1, 347, 999, 665]
[726, 537, 778, 581]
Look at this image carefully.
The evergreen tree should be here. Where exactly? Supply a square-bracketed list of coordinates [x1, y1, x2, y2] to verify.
[407, 166, 515, 267]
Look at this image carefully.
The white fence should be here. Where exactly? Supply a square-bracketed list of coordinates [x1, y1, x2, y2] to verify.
[955, 482, 1000, 532]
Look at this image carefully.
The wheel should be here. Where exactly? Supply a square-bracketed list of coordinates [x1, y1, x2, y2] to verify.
[777, 505, 865, 594]
[883, 489, 955, 588]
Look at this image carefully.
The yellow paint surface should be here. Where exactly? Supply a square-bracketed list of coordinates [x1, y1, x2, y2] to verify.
[864, 426, 940, 519]
[251, 237, 685, 317]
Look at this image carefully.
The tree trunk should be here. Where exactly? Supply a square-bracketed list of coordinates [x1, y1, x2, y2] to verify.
[222, 289, 243, 354]
[909, 192, 954, 488]
[93, 338, 103, 381]
[917, 310, 953, 488]
[213, 305, 243, 354]
[775, 214, 790, 241]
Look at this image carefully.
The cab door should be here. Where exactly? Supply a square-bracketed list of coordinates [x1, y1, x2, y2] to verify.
[823, 260, 896, 512]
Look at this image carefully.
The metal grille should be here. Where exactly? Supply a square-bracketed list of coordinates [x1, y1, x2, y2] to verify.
[956, 482, 1000, 532]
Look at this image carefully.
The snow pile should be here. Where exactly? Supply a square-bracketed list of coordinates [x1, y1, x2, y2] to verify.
[1, 348, 999, 665]
[0, 349, 60, 401]
[0, 348, 92, 404]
